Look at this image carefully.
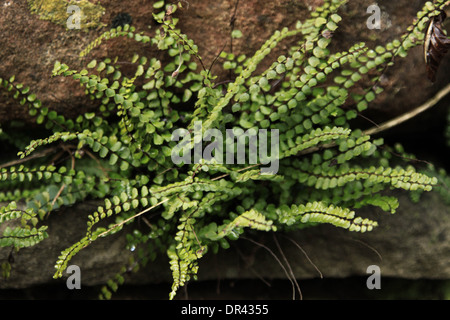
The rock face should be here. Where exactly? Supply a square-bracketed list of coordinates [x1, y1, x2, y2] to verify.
[0, 191, 449, 291]
[0, 0, 449, 295]
[203, 191, 450, 282]
[0, 0, 449, 123]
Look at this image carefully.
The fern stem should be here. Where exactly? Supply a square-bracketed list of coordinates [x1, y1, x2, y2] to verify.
[96, 198, 169, 238]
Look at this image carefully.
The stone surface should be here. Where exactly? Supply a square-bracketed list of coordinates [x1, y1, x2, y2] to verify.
[0, 0, 449, 124]
[197, 191, 450, 282]
[0, 190, 448, 291]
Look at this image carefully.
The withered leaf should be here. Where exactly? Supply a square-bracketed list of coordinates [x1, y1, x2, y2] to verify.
[424, 12, 450, 82]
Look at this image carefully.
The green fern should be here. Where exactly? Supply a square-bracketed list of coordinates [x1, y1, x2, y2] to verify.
[0, 0, 448, 299]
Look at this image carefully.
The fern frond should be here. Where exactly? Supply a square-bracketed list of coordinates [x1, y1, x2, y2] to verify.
[0, 76, 72, 132]
[53, 235, 89, 278]
[0, 225, 48, 248]
[277, 201, 378, 232]
[79, 24, 150, 57]
[167, 242, 205, 300]
[18, 131, 79, 159]
[282, 126, 351, 158]
[353, 194, 400, 214]
[215, 209, 276, 240]
[296, 164, 437, 192]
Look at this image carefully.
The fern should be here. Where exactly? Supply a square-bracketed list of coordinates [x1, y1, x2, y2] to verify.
[0, 0, 448, 298]
[0, 201, 48, 249]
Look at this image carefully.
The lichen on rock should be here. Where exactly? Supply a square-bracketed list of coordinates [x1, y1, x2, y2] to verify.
[27, 0, 106, 31]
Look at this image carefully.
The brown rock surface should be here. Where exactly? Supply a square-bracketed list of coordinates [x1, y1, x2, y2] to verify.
[1, 1, 449, 124]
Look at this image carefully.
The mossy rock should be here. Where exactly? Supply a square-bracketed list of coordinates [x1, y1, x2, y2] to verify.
[28, 0, 106, 31]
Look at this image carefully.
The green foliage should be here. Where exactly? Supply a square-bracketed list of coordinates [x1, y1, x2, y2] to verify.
[0, 0, 447, 299]
[0, 200, 48, 248]
[412, 166, 450, 206]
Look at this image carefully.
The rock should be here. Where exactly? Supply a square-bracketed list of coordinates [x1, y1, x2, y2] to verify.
[0, 201, 138, 289]
[0, 0, 449, 124]
[0, 190, 448, 291]
[195, 191, 450, 282]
